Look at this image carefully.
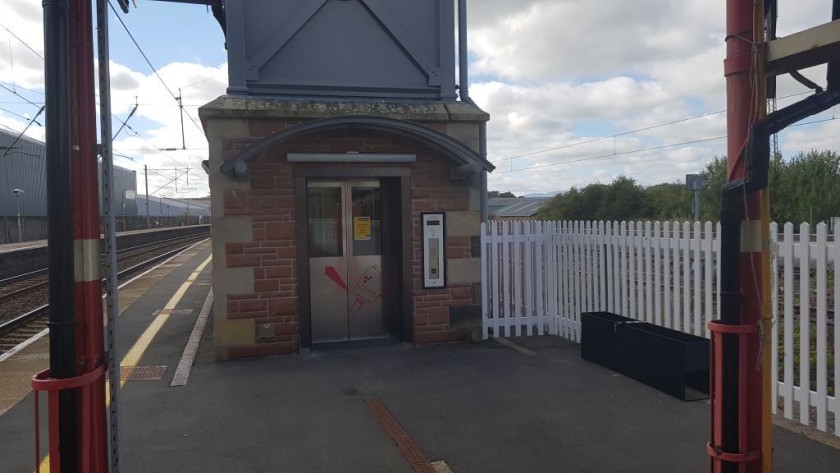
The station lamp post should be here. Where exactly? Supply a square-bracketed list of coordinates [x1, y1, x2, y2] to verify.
[12, 188, 23, 242]
[685, 174, 703, 221]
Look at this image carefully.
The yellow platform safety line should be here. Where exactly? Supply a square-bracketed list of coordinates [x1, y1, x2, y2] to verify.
[38, 255, 212, 472]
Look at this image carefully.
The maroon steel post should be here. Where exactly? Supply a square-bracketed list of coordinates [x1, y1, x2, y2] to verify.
[69, 0, 108, 470]
[711, 0, 766, 472]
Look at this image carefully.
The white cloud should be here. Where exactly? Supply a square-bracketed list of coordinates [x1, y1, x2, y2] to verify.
[470, 0, 723, 82]
[107, 60, 227, 197]
[2, 0, 840, 200]
[470, 0, 840, 194]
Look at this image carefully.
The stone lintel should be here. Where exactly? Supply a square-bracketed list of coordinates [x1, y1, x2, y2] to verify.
[204, 118, 250, 141]
[447, 211, 481, 237]
[447, 258, 481, 285]
[199, 96, 489, 123]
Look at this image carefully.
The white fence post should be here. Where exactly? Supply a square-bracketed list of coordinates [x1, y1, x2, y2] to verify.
[611, 221, 620, 314]
[663, 221, 672, 329]
[654, 221, 662, 326]
[628, 221, 637, 320]
[644, 221, 653, 323]
[598, 221, 607, 312]
[799, 222, 811, 425]
[693, 221, 702, 336]
[835, 219, 840, 436]
[782, 222, 794, 418]
[815, 223, 828, 431]
[491, 221, 501, 339]
[682, 221, 691, 334]
[535, 221, 545, 336]
[481, 221, 489, 340]
[770, 222, 779, 416]
[548, 222, 561, 335]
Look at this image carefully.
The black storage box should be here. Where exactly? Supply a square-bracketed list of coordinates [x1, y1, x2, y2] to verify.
[581, 311, 710, 401]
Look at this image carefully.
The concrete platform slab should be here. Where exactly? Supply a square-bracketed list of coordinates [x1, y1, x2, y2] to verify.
[2, 240, 839, 472]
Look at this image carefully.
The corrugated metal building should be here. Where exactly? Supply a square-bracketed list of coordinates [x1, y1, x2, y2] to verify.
[0, 129, 49, 218]
[0, 128, 139, 241]
[135, 195, 211, 220]
[99, 162, 139, 219]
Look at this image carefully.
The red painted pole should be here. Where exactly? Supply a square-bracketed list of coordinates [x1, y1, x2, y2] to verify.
[716, 0, 766, 472]
[69, 0, 108, 471]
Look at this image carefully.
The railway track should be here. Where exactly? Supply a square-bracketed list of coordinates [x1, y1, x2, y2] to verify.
[0, 234, 209, 355]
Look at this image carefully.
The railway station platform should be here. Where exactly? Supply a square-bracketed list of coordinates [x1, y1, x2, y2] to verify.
[0, 224, 211, 254]
[1, 239, 840, 472]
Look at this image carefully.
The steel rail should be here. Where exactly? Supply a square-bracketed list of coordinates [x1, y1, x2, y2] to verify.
[0, 238, 209, 347]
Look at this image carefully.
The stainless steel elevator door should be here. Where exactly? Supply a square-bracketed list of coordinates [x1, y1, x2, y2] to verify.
[308, 180, 386, 343]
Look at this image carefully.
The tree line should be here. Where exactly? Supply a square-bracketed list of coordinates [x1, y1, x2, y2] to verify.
[535, 149, 840, 225]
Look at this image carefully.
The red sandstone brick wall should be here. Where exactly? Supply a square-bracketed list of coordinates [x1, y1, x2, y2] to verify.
[221, 123, 476, 353]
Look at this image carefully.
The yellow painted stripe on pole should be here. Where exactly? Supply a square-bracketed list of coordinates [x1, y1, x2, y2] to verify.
[37, 255, 212, 472]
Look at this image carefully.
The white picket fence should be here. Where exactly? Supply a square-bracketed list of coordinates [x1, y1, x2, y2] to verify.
[480, 220, 838, 437]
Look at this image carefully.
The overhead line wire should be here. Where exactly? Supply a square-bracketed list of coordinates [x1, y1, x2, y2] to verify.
[0, 81, 44, 95]
[181, 107, 205, 135]
[0, 23, 44, 59]
[495, 110, 726, 164]
[0, 83, 42, 108]
[107, 0, 179, 101]
[1, 105, 44, 158]
[117, 122, 188, 168]
[494, 111, 840, 176]
[0, 101, 44, 105]
[180, 77, 215, 89]
[0, 106, 42, 123]
[106, 1, 206, 141]
[492, 90, 815, 165]
[495, 135, 727, 175]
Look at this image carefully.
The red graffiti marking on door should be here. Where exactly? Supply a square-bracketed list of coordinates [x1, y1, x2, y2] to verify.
[350, 265, 381, 318]
[324, 265, 382, 318]
[324, 265, 348, 291]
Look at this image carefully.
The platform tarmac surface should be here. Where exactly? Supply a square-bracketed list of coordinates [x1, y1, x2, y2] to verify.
[2, 244, 840, 471]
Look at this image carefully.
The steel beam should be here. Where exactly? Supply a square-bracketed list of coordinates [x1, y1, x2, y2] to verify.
[766, 19, 840, 76]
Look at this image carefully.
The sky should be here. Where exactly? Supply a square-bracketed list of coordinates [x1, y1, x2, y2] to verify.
[1, 0, 839, 199]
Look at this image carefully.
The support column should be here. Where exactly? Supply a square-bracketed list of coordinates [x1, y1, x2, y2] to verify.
[69, 0, 108, 471]
[713, 0, 767, 472]
[43, 0, 77, 470]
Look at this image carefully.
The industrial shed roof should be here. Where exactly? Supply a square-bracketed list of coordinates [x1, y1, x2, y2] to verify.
[488, 197, 550, 219]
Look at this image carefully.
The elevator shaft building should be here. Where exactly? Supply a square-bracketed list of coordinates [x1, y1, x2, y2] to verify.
[201, 0, 491, 357]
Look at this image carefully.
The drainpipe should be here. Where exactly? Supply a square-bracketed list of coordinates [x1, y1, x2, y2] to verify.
[712, 2, 840, 470]
[458, 0, 469, 102]
[478, 129, 488, 223]
[458, 0, 488, 223]
[43, 0, 77, 470]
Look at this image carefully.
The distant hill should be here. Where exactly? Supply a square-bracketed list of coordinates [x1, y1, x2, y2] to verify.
[522, 191, 563, 198]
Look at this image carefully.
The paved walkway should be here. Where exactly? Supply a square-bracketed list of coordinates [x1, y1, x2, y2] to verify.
[1, 239, 839, 471]
[121, 336, 840, 472]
